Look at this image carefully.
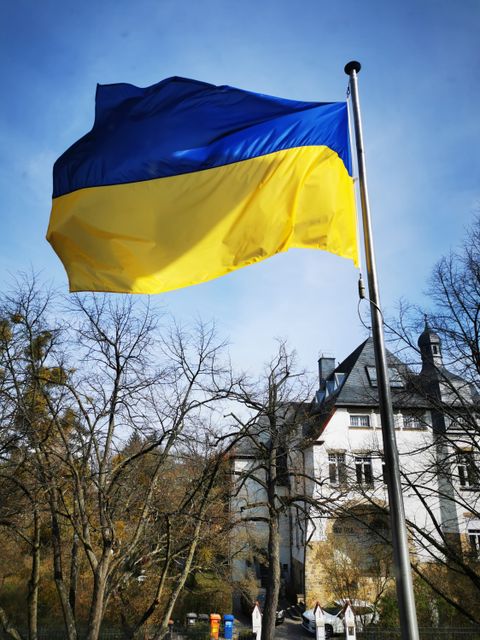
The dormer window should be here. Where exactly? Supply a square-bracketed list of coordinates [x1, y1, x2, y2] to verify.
[366, 366, 404, 388]
[366, 366, 377, 386]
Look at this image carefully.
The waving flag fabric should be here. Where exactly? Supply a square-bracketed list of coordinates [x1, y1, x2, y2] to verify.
[47, 77, 358, 294]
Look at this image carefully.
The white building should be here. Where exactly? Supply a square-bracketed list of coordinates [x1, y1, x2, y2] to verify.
[231, 325, 479, 607]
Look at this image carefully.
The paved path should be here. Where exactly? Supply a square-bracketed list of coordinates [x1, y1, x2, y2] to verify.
[233, 616, 313, 640]
[233, 597, 312, 640]
[274, 618, 312, 640]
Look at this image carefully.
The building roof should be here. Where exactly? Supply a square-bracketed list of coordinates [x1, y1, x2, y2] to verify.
[234, 334, 479, 450]
[417, 319, 441, 349]
[319, 337, 429, 408]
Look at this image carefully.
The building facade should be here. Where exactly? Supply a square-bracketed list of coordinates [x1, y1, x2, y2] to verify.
[231, 326, 479, 607]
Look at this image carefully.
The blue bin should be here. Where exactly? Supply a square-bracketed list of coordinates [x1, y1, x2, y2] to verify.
[223, 614, 234, 640]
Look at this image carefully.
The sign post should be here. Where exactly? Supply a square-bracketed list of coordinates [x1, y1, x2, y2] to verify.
[314, 602, 326, 640]
[343, 603, 356, 640]
[252, 602, 262, 640]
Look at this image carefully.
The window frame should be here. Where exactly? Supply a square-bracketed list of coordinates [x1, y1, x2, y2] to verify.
[468, 528, 480, 557]
[328, 452, 347, 486]
[457, 451, 479, 490]
[449, 413, 477, 432]
[355, 454, 374, 486]
[350, 414, 371, 428]
[402, 412, 426, 430]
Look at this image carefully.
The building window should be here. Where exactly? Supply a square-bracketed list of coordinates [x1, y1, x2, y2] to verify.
[457, 452, 479, 489]
[365, 366, 378, 386]
[468, 528, 480, 556]
[450, 414, 476, 432]
[350, 414, 371, 428]
[403, 412, 425, 429]
[355, 455, 374, 486]
[329, 453, 347, 485]
[277, 446, 290, 487]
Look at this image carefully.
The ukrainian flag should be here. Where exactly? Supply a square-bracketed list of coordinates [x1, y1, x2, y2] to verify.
[47, 77, 358, 294]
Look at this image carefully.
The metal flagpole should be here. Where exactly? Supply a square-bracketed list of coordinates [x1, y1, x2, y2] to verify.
[344, 60, 420, 640]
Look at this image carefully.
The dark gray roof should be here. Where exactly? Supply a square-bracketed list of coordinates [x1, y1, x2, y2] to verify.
[321, 337, 431, 409]
[418, 321, 441, 348]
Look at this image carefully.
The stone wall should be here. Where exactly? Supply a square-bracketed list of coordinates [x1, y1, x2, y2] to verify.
[304, 541, 331, 607]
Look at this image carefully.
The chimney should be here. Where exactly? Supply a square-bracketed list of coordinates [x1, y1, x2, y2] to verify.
[318, 355, 336, 389]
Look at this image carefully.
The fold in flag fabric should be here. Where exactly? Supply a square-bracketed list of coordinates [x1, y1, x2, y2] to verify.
[47, 77, 358, 294]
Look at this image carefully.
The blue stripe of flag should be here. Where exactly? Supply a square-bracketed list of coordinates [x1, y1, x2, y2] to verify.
[53, 77, 352, 198]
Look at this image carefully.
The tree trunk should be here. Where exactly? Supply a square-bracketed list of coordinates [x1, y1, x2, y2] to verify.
[69, 531, 80, 617]
[27, 509, 40, 640]
[0, 606, 23, 640]
[262, 426, 281, 640]
[152, 523, 204, 640]
[262, 514, 281, 640]
[51, 502, 78, 640]
[86, 556, 111, 640]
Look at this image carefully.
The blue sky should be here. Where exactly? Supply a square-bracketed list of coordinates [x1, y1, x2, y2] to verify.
[1, 0, 479, 376]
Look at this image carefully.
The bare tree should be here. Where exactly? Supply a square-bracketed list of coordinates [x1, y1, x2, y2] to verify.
[0, 278, 237, 640]
[230, 343, 347, 640]
[0, 278, 66, 640]
[376, 217, 480, 622]
[0, 470, 42, 640]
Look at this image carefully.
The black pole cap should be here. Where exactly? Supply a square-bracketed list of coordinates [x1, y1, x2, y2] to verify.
[344, 60, 361, 75]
